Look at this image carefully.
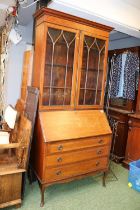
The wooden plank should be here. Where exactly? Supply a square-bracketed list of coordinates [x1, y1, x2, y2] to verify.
[0, 173, 22, 204]
[0, 199, 21, 208]
[39, 110, 112, 142]
[0, 143, 19, 149]
[0, 169, 25, 176]
[21, 50, 33, 101]
[0, 162, 25, 175]
[34, 8, 113, 33]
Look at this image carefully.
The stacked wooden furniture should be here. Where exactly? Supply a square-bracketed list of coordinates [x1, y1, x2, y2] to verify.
[21, 50, 33, 101]
[123, 80, 140, 167]
[107, 47, 140, 163]
[0, 114, 31, 208]
[31, 8, 112, 206]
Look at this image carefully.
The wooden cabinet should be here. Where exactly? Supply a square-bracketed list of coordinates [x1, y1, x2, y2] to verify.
[33, 8, 111, 110]
[123, 114, 140, 167]
[32, 110, 112, 206]
[106, 47, 140, 164]
[31, 8, 112, 206]
[108, 107, 131, 162]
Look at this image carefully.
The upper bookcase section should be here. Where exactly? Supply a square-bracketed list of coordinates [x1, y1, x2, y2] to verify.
[32, 8, 113, 110]
[34, 8, 113, 34]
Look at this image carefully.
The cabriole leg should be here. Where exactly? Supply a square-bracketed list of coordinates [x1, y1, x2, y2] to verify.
[39, 183, 45, 207]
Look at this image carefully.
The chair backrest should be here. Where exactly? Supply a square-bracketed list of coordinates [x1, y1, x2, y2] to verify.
[4, 105, 18, 129]
[24, 86, 39, 129]
[15, 99, 25, 114]
[24, 86, 39, 167]
[16, 114, 32, 169]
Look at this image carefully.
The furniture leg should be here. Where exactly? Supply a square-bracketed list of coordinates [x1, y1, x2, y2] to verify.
[102, 172, 106, 187]
[39, 182, 45, 207]
[15, 204, 21, 208]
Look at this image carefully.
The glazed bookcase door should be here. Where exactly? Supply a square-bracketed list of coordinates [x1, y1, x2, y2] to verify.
[42, 24, 79, 109]
[76, 32, 108, 109]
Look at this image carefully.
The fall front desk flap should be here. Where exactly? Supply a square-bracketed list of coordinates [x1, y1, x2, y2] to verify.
[39, 110, 112, 142]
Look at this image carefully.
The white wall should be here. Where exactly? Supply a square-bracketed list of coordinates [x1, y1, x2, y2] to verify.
[49, 0, 140, 38]
[5, 22, 34, 106]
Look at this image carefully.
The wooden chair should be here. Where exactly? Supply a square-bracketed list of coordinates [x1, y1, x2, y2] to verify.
[14, 87, 39, 194]
[20, 86, 39, 193]
[0, 105, 18, 134]
[0, 114, 32, 208]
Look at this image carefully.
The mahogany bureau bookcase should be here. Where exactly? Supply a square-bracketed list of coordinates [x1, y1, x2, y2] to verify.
[31, 8, 112, 206]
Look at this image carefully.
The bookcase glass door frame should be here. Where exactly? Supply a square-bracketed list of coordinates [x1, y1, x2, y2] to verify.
[41, 23, 79, 109]
[76, 31, 108, 109]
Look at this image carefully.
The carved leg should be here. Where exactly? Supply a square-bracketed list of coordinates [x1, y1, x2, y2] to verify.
[39, 183, 45, 207]
[103, 172, 107, 187]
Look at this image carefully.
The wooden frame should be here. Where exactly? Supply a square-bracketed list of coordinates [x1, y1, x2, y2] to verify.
[0, 115, 32, 208]
[32, 8, 112, 111]
[75, 31, 109, 109]
[38, 23, 80, 110]
[31, 8, 112, 207]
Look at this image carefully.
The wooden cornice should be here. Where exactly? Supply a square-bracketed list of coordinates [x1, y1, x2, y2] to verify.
[34, 7, 113, 32]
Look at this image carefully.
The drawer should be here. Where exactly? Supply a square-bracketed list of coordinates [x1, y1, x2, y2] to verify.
[46, 146, 109, 167]
[47, 135, 111, 154]
[45, 157, 108, 183]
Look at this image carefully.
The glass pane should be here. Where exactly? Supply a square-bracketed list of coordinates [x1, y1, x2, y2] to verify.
[79, 89, 96, 105]
[64, 88, 71, 105]
[43, 27, 76, 106]
[79, 35, 105, 105]
[96, 90, 102, 105]
[42, 88, 50, 105]
[51, 88, 64, 105]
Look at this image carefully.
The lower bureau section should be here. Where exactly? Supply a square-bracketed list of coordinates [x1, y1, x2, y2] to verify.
[45, 157, 108, 183]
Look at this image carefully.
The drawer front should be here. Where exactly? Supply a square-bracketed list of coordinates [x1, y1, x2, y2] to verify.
[45, 157, 108, 183]
[47, 135, 111, 154]
[46, 146, 109, 167]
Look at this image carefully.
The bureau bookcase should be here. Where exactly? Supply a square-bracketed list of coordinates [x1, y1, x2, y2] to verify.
[32, 8, 112, 206]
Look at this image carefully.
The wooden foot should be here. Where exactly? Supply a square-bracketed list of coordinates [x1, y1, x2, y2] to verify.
[39, 183, 45, 207]
[15, 204, 21, 208]
[102, 172, 106, 187]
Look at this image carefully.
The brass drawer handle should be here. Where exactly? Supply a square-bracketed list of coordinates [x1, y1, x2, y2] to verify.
[128, 120, 132, 125]
[96, 161, 100, 166]
[98, 139, 103, 144]
[57, 145, 63, 151]
[56, 171, 62, 176]
[97, 150, 102, 155]
[57, 157, 62, 162]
